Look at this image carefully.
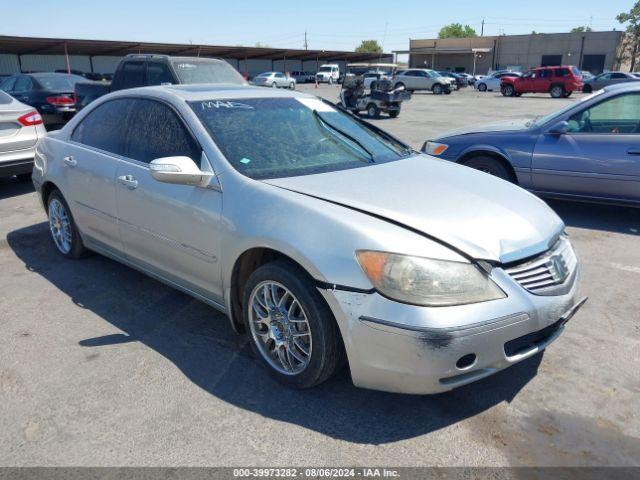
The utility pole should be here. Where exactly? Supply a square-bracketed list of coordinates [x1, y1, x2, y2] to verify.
[481, 18, 485, 37]
[304, 31, 308, 50]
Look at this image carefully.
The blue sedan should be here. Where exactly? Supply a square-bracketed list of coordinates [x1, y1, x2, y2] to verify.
[424, 83, 640, 207]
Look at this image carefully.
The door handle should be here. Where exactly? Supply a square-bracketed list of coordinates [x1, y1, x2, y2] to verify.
[117, 175, 138, 189]
[63, 155, 77, 167]
[627, 149, 640, 155]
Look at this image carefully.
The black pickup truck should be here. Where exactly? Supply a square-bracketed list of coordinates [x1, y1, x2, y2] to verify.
[75, 54, 246, 110]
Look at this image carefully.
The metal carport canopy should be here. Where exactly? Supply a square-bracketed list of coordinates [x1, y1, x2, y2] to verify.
[0, 35, 388, 62]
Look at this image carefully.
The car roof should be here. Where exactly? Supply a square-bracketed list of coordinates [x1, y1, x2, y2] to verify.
[108, 84, 314, 102]
[602, 82, 640, 93]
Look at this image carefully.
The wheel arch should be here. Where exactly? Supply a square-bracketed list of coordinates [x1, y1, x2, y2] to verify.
[457, 147, 518, 184]
[227, 246, 323, 333]
[40, 180, 61, 211]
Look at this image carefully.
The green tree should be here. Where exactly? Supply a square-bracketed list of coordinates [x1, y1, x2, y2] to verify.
[618, 1, 640, 71]
[570, 26, 593, 33]
[438, 23, 478, 39]
[254, 42, 270, 48]
[355, 40, 383, 53]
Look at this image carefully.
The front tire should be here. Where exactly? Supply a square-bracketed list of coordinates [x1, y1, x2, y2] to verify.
[432, 83, 443, 95]
[477, 83, 487, 92]
[366, 103, 380, 118]
[243, 261, 344, 389]
[583, 84, 593, 93]
[328, 77, 334, 85]
[47, 189, 88, 259]
[271, 82, 278, 88]
[462, 156, 514, 182]
[289, 82, 296, 90]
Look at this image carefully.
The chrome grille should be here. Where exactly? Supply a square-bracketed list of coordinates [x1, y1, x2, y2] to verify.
[505, 236, 577, 295]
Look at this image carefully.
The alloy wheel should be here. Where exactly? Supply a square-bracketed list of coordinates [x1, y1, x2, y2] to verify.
[248, 281, 312, 375]
[48, 198, 72, 254]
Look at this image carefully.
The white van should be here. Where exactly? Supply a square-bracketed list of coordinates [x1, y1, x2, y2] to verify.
[315, 64, 340, 84]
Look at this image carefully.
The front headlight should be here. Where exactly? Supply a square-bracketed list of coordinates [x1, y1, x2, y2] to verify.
[424, 141, 448, 155]
[356, 250, 505, 306]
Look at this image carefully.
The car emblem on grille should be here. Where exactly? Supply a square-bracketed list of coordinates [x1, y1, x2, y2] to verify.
[549, 254, 569, 282]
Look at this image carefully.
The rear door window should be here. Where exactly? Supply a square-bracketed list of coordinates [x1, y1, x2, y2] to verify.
[13, 76, 33, 92]
[555, 68, 571, 77]
[71, 98, 133, 155]
[119, 61, 146, 89]
[125, 98, 201, 165]
[147, 62, 174, 85]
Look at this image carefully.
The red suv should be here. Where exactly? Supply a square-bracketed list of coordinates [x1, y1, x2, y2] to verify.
[501, 66, 583, 98]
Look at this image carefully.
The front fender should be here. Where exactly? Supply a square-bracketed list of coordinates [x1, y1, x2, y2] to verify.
[219, 179, 466, 297]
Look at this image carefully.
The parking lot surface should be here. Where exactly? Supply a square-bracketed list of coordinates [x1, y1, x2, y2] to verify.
[1, 87, 638, 467]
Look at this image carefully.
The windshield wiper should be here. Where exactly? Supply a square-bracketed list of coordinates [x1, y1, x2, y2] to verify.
[312, 109, 374, 163]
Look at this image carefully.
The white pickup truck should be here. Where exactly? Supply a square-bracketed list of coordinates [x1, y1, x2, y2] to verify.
[315, 64, 340, 84]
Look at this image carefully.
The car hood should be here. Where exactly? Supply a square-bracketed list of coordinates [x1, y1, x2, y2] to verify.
[264, 155, 563, 263]
[437, 119, 532, 138]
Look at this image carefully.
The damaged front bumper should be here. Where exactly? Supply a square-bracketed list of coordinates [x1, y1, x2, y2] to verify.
[318, 265, 585, 394]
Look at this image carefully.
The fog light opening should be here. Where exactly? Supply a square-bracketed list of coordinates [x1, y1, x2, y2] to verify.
[456, 353, 477, 370]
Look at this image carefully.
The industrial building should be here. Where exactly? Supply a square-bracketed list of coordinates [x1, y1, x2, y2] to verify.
[0, 35, 391, 78]
[398, 30, 626, 75]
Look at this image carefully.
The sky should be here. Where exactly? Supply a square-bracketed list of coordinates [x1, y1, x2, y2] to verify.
[0, 0, 633, 53]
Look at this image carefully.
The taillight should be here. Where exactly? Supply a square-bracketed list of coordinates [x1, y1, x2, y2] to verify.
[17, 111, 43, 126]
[46, 95, 75, 106]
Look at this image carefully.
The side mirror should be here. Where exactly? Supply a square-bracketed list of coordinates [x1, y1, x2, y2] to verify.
[149, 156, 212, 186]
[547, 121, 570, 135]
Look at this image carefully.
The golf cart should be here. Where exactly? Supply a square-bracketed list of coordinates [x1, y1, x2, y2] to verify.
[337, 70, 410, 119]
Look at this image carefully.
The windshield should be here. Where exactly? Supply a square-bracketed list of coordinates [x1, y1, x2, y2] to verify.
[190, 97, 410, 179]
[529, 89, 606, 127]
[171, 59, 245, 85]
[319, 66, 333, 72]
[36, 74, 85, 91]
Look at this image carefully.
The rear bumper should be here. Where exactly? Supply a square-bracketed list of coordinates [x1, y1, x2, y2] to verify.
[0, 147, 35, 177]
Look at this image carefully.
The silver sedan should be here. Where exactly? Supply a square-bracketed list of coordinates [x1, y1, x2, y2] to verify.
[32, 85, 585, 394]
[250, 72, 296, 89]
[0, 90, 46, 180]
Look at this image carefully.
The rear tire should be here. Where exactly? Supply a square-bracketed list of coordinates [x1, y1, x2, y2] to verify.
[242, 261, 345, 389]
[462, 156, 514, 183]
[563, 91, 572, 98]
[477, 83, 487, 92]
[550, 85, 565, 98]
[389, 109, 400, 118]
[395, 82, 405, 90]
[47, 189, 89, 259]
[271, 82, 278, 88]
[582, 84, 593, 93]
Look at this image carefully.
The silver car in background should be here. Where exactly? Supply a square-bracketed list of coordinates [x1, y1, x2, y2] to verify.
[32, 85, 585, 394]
[393, 69, 453, 94]
[582, 71, 639, 93]
[250, 72, 295, 89]
[0, 90, 46, 180]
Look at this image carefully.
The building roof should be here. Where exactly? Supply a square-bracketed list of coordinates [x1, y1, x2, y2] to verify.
[0, 35, 388, 62]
